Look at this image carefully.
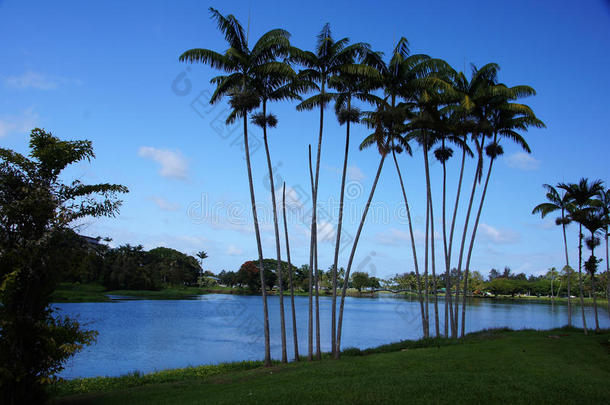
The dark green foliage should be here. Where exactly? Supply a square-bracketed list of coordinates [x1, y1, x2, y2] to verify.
[0, 129, 127, 404]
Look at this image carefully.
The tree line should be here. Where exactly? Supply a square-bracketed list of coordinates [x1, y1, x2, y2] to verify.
[180, 7, 545, 365]
[533, 178, 610, 334]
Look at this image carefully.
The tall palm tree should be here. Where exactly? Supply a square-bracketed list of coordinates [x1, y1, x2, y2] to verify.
[460, 97, 543, 337]
[559, 178, 604, 334]
[292, 25, 369, 360]
[196, 251, 208, 269]
[597, 188, 610, 315]
[327, 62, 380, 355]
[579, 210, 604, 331]
[282, 182, 299, 360]
[251, 59, 301, 363]
[532, 184, 574, 325]
[335, 101, 410, 356]
[450, 63, 501, 337]
[179, 8, 289, 366]
[362, 38, 435, 338]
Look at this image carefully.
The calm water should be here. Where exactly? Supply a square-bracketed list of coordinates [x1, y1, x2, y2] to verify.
[54, 294, 609, 379]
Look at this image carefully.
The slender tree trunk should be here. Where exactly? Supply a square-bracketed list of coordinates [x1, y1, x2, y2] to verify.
[307, 145, 315, 360]
[331, 102, 351, 356]
[261, 101, 287, 363]
[461, 152, 495, 338]
[282, 183, 299, 360]
[561, 209, 572, 326]
[424, 178, 430, 334]
[392, 148, 427, 337]
[309, 82, 325, 360]
[447, 141, 467, 337]
[454, 137, 484, 337]
[314, 236, 321, 360]
[243, 113, 270, 366]
[577, 224, 588, 334]
[336, 154, 386, 357]
[423, 145, 439, 336]
[441, 146, 450, 338]
[605, 227, 609, 317]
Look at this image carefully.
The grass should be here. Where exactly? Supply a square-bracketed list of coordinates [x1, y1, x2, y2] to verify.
[50, 328, 610, 404]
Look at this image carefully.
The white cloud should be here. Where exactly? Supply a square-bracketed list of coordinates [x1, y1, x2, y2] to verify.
[346, 165, 365, 181]
[226, 245, 243, 256]
[151, 196, 179, 211]
[4, 71, 82, 90]
[375, 228, 430, 246]
[479, 223, 520, 244]
[505, 152, 540, 171]
[138, 146, 188, 179]
[0, 108, 38, 138]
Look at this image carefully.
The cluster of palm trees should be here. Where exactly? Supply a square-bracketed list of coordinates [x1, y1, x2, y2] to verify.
[180, 8, 543, 365]
[533, 179, 610, 334]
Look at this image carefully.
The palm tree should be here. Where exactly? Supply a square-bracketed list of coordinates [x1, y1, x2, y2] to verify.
[450, 63, 500, 338]
[196, 251, 208, 269]
[335, 101, 410, 356]
[559, 178, 604, 334]
[282, 182, 299, 360]
[362, 38, 434, 338]
[579, 210, 604, 331]
[179, 8, 289, 366]
[292, 26, 369, 359]
[327, 60, 380, 355]
[597, 188, 610, 315]
[532, 184, 574, 325]
[460, 96, 543, 337]
[251, 57, 301, 364]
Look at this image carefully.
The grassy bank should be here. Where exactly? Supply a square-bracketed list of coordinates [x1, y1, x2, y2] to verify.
[51, 328, 609, 404]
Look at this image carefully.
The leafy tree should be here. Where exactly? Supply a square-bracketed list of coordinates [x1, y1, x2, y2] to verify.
[0, 128, 127, 404]
[351, 271, 369, 292]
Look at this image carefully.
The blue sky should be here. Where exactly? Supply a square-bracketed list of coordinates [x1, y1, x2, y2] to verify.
[1, 0, 609, 279]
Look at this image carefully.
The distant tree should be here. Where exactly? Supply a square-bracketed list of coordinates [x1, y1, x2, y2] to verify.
[488, 268, 501, 280]
[351, 272, 370, 293]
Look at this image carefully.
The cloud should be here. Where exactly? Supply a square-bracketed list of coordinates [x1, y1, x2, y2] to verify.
[0, 108, 38, 138]
[479, 223, 520, 244]
[151, 196, 180, 211]
[505, 152, 540, 171]
[346, 165, 365, 181]
[226, 245, 243, 256]
[138, 146, 188, 179]
[4, 71, 82, 90]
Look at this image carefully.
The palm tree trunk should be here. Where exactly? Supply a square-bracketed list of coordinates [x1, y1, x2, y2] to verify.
[243, 113, 271, 366]
[331, 104, 351, 356]
[307, 145, 314, 360]
[447, 140, 467, 336]
[314, 237, 321, 360]
[454, 137, 484, 337]
[561, 209, 571, 326]
[261, 101, 287, 363]
[391, 148, 427, 337]
[577, 224, 588, 334]
[310, 82, 325, 360]
[461, 152, 495, 337]
[441, 150, 451, 338]
[336, 154, 386, 357]
[282, 183, 299, 360]
[606, 228, 610, 317]
[422, 145, 439, 336]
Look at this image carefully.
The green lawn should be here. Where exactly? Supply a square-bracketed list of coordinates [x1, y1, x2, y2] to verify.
[51, 328, 610, 404]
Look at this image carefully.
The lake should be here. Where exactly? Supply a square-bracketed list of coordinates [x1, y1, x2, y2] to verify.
[54, 294, 609, 379]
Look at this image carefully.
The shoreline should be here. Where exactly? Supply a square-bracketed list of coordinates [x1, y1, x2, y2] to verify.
[52, 282, 608, 306]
